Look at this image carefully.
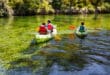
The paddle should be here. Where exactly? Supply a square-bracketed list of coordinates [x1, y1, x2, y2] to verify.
[54, 35, 62, 41]
[69, 25, 76, 30]
[54, 25, 76, 41]
[35, 27, 39, 32]
[52, 28, 62, 41]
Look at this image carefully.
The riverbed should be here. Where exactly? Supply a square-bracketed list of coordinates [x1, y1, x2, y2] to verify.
[0, 14, 110, 75]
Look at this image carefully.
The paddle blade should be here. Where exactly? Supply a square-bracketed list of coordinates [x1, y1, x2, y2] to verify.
[54, 35, 61, 41]
[69, 25, 76, 30]
[35, 27, 39, 31]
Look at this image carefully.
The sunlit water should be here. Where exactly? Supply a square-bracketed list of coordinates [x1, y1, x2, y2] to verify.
[0, 15, 110, 75]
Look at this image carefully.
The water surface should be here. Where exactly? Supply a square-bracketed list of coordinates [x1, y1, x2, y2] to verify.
[0, 14, 110, 75]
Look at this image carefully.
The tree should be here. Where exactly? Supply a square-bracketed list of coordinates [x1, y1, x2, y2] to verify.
[37, 0, 54, 14]
[11, 0, 40, 15]
[68, 0, 76, 14]
[51, 0, 62, 14]
[0, 0, 110, 16]
[89, 0, 105, 19]
[0, 0, 13, 17]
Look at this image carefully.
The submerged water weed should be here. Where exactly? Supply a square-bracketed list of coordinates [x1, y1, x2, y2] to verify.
[0, 15, 110, 72]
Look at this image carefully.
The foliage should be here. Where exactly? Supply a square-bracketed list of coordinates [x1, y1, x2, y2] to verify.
[0, 0, 110, 16]
[37, 0, 54, 14]
[10, 0, 40, 15]
[51, 0, 62, 10]
[0, 0, 13, 17]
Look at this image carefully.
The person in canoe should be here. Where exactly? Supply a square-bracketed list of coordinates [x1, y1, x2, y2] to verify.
[79, 22, 86, 32]
[75, 22, 87, 39]
[46, 20, 54, 33]
[38, 23, 48, 35]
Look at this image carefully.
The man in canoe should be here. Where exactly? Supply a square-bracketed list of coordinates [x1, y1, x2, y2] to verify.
[75, 22, 87, 39]
[46, 20, 54, 33]
[79, 22, 86, 32]
[39, 23, 48, 35]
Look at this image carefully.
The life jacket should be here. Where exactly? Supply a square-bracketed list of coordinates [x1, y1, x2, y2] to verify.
[39, 25, 47, 34]
[79, 25, 85, 32]
[47, 23, 53, 31]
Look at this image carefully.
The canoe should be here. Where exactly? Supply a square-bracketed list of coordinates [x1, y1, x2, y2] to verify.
[75, 27, 88, 39]
[35, 26, 57, 43]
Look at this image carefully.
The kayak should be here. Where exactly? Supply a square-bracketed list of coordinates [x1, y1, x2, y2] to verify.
[35, 26, 57, 43]
[75, 27, 88, 39]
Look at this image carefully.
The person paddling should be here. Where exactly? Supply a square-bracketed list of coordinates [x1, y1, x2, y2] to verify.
[79, 22, 86, 32]
[39, 23, 47, 35]
[46, 20, 54, 33]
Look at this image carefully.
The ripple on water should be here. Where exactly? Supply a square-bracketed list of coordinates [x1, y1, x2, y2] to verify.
[1, 30, 110, 75]
[48, 63, 109, 75]
[0, 60, 6, 75]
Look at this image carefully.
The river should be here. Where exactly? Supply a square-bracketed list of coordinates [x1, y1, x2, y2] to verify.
[0, 14, 110, 75]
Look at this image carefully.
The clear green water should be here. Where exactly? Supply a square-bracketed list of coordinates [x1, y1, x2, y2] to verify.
[0, 14, 110, 75]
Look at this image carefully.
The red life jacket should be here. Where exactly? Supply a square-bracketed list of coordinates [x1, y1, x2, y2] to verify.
[39, 25, 47, 34]
[47, 23, 53, 31]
